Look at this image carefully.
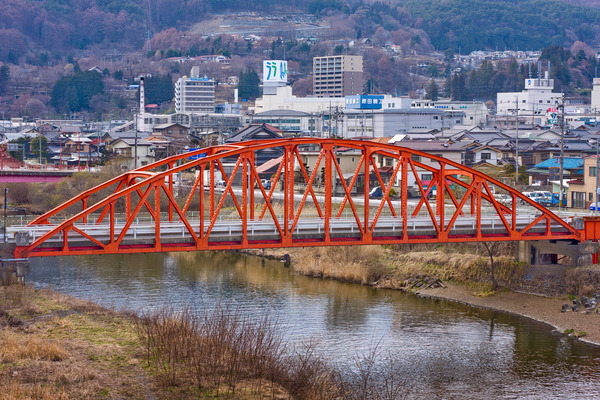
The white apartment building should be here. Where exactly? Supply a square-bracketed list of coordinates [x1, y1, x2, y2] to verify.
[254, 86, 345, 114]
[410, 99, 489, 127]
[497, 72, 563, 125]
[592, 78, 600, 112]
[175, 66, 215, 113]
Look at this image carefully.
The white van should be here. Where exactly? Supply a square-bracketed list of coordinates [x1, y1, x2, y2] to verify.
[215, 180, 227, 192]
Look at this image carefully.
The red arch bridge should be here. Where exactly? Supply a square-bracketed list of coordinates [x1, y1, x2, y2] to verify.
[8, 139, 600, 261]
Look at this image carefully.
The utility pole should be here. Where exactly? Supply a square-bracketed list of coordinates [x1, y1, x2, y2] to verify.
[38, 131, 42, 167]
[515, 97, 519, 187]
[559, 96, 565, 209]
[4, 188, 7, 243]
[594, 109, 600, 215]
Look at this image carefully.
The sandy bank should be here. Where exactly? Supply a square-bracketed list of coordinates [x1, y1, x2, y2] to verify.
[418, 283, 600, 346]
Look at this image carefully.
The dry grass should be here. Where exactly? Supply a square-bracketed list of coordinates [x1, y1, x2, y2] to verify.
[288, 243, 524, 290]
[0, 379, 69, 400]
[0, 285, 157, 400]
[294, 245, 386, 284]
[0, 330, 68, 362]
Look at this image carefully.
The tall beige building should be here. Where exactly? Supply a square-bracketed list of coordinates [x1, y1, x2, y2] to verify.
[313, 55, 363, 98]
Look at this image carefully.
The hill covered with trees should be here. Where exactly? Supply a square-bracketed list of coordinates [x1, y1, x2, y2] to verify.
[1, 0, 600, 64]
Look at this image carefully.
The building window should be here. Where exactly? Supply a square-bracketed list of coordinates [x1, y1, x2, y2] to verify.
[590, 192, 594, 202]
[590, 166, 597, 177]
[481, 152, 491, 160]
[411, 155, 421, 162]
[421, 173, 433, 181]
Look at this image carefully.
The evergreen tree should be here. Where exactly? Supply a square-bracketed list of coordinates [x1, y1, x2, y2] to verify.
[0, 64, 9, 95]
[425, 80, 439, 101]
[238, 68, 260, 100]
[143, 75, 174, 104]
[50, 70, 103, 112]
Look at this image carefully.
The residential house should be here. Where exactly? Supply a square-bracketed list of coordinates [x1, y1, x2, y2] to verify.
[226, 123, 284, 166]
[567, 155, 600, 209]
[386, 141, 465, 188]
[526, 157, 584, 190]
[152, 123, 190, 142]
[108, 138, 155, 170]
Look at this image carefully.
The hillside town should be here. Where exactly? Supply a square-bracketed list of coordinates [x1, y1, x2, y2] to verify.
[2, 53, 600, 210]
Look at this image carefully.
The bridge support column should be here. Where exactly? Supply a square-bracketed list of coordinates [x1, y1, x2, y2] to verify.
[517, 240, 598, 266]
[515, 241, 532, 265]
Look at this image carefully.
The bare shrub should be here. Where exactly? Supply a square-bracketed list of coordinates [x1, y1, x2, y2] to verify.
[5, 183, 31, 204]
[278, 341, 342, 400]
[135, 306, 290, 395]
[339, 345, 411, 400]
[565, 266, 600, 295]
[0, 285, 26, 307]
[135, 306, 347, 398]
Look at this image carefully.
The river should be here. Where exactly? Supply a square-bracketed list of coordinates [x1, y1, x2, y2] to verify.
[27, 251, 600, 399]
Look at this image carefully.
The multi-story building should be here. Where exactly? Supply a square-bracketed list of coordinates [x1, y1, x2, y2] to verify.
[592, 78, 600, 112]
[496, 69, 563, 126]
[313, 55, 363, 98]
[175, 66, 215, 113]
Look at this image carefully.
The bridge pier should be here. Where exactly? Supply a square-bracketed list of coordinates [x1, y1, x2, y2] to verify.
[516, 240, 598, 267]
[0, 241, 30, 284]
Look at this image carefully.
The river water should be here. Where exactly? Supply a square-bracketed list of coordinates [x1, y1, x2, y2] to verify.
[27, 251, 600, 399]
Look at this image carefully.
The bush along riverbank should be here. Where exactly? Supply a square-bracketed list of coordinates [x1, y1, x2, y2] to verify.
[244, 243, 600, 346]
[0, 284, 414, 399]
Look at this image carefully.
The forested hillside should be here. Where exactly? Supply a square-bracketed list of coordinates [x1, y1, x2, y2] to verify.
[1, 0, 600, 64]
[403, 0, 600, 53]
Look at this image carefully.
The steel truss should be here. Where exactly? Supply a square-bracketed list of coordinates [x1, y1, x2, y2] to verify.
[13, 139, 581, 258]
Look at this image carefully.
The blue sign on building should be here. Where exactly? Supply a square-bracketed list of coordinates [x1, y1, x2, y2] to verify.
[345, 95, 384, 110]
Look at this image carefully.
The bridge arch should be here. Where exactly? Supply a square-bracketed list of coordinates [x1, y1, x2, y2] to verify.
[13, 138, 580, 258]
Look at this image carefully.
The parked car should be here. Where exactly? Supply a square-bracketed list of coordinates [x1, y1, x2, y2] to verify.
[590, 202, 600, 211]
[369, 186, 383, 199]
[261, 179, 271, 190]
[493, 193, 511, 205]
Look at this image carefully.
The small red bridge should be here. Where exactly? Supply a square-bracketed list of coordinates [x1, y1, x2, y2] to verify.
[9, 139, 597, 259]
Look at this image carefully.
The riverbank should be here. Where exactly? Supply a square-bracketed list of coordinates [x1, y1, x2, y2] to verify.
[243, 245, 600, 347]
[0, 285, 293, 399]
[418, 282, 600, 346]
